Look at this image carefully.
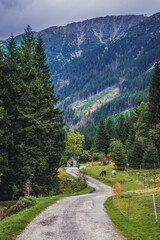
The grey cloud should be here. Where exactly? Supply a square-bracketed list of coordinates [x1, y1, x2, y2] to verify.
[0, 0, 160, 40]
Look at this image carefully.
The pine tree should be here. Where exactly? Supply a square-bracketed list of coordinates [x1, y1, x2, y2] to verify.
[127, 139, 145, 167]
[133, 94, 142, 122]
[149, 123, 160, 158]
[115, 114, 127, 143]
[0, 45, 14, 200]
[105, 117, 114, 146]
[148, 62, 160, 125]
[142, 144, 159, 169]
[1, 35, 23, 200]
[95, 116, 108, 154]
[112, 141, 128, 170]
[33, 33, 65, 195]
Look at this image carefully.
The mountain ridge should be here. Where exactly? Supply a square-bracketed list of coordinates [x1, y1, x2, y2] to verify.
[1, 12, 160, 128]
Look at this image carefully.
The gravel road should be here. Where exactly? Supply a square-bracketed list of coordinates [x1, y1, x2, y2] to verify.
[16, 167, 124, 240]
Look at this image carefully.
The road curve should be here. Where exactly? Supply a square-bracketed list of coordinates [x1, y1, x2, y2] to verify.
[16, 167, 124, 240]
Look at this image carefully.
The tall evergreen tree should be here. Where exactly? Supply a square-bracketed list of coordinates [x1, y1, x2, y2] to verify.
[115, 114, 127, 143]
[106, 117, 114, 142]
[142, 144, 159, 169]
[112, 141, 128, 170]
[0, 45, 13, 199]
[1, 35, 23, 199]
[148, 62, 160, 125]
[95, 116, 108, 154]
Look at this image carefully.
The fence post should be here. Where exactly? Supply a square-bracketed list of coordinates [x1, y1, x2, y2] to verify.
[154, 176, 156, 187]
[116, 192, 120, 212]
[128, 193, 132, 224]
[153, 194, 158, 222]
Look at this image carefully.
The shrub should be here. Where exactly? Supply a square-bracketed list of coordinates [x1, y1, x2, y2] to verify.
[7, 196, 37, 216]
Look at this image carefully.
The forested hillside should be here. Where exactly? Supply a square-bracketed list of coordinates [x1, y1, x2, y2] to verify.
[1, 14, 147, 127]
[2, 13, 160, 128]
[86, 62, 160, 170]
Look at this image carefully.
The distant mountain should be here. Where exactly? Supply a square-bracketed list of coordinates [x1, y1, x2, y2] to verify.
[2, 13, 160, 128]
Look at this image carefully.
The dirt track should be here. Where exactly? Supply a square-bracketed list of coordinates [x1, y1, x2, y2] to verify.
[16, 167, 124, 240]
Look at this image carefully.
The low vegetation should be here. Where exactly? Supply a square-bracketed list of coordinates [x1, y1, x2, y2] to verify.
[0, 168, 93, 240]
[71, 86, 119, 114]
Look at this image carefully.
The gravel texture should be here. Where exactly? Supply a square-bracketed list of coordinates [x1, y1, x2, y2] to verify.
[16, 167, 124, 240]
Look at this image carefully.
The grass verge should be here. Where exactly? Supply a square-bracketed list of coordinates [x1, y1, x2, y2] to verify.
[81, 163, 160, 240]
[106, 191, 160, 240]
[0, 169, 94, 240]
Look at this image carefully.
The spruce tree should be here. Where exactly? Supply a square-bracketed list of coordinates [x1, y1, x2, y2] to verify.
[95, 116, 108, 154]
[0, 45, 13, 200]
[105, 117, 114, 146]
[142, 144, 159, 169]
[148, 62, 160, 125]
[127, 139, 145, 167]
[115, 114, 127, 143]
[112, 141, 128, 170]
[33, 33, 65, 195]
[1, 35, 23, 200]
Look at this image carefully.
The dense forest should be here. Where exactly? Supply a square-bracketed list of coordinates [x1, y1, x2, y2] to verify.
[0, 24, 160, 201]
[58, 13, 160, 125]
[81, 62, 160, 170]
[0, 26, 65, 201]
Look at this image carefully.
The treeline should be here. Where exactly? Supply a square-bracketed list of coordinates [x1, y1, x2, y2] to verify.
[58, 13, 160, 125]
[94, 62, 160, 169]
[0, 26, 65, 201]
[80, 63, 160, 169]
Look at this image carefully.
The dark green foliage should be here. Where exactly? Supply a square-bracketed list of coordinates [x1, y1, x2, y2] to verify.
[127, 140, 145, 167]
[7, 196, 37, 216]
[142, 144, 159, 169]
[105, 117, 114, 146]
[83, 132, 93, 151]
[0, 27, 65, 200]
[95, 116, 108, 154]
[148, 62, 160, 125]
[111, 141, 128, 170]
[115, 114, 130, 144]
[149, 123, 160, 158]
[92, 62, 160, 169]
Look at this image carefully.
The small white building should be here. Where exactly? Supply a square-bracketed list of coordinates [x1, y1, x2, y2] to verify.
[67, 159, 77, 167]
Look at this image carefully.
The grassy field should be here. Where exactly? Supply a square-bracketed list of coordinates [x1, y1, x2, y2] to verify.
[0, 168, 94, 240]
[71, 86, 119, 114]
[80, 163, 160, 240]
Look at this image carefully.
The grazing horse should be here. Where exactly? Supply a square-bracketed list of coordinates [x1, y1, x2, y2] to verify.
[100, 170, 106, 177]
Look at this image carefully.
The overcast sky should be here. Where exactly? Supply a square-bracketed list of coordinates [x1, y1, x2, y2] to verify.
[0, 0, 160, 40]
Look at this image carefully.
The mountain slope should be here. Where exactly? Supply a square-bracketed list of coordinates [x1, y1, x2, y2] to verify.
[2, 13, 160, 127]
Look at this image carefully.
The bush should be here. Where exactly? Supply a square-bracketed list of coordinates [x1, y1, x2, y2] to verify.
[7, 196, 37, 216]
[60, 175, 87, 193]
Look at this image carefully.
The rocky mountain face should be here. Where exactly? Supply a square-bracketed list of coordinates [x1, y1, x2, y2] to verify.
[39, 15, 146, 90]
[2, 13, 160, 128]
